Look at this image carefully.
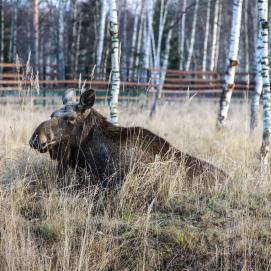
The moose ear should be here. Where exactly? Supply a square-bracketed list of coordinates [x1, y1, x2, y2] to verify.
[62, 89, 76, 105]
[79, 89, 96, 109]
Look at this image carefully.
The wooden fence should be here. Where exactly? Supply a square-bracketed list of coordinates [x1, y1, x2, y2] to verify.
[0, 63, 254, 104]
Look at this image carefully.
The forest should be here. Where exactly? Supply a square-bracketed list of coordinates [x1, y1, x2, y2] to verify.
[1, 0, 271, 270]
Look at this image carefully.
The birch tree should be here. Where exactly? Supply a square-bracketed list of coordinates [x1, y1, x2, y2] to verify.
[0, 0, 4, 72]
[108, 0, 120, 125]
[185, 0, 199, 71]
[58, 0, 65, 79]
[210, 0, 220, 71]
[156, 0, 169, 69]
[202, 0, 210, 71]
[9, 0, 18, 62]
[179, 0, 186, 70]
[258, 0, 271, 163]
[96, 0, 107, 71]
[217, 0, 243, 127]
[128, 0, 141, 80]
[70, 0, 77, 77]
[143, 0, 154, 80]
[150, 24, 173, 117]
[75, 11, 82, 75]
[33, 0, 39, 70]
[214, 1, 222, 70]
[250, 5, 262, 131]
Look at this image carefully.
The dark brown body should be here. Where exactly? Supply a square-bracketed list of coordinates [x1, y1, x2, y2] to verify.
[29, 89, 229, 187]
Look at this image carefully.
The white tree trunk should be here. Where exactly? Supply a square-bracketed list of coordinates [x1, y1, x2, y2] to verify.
[202, 0, 211, 71]
[58, 0, 65, 79]
[96, 0, 107, 69]
[75, 11, 82, 76]
[143, 0, 154, 78]
[210, 0, 220, 71]
[70, 0, 77, 77]
[108, 0, 120, 125]
[258, 0, 271, 163]
[156, 0, 169, 69]
[33, 0, 39, 71]
[217, 0, 243, 127]
[128, 0, 141, 80]
[0, 0, 4, 73]
[134, 16, 143, 75]
[214, 0, 222, 70]
[250, 4, 262, 131]
[185, 0, 199, 71]
[150, 25, 173, 117]
[243, 0, 249, 88]
[179, 0, 187, 70]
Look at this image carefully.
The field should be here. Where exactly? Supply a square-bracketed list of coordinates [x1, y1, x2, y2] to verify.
[0, 99, 271, 270]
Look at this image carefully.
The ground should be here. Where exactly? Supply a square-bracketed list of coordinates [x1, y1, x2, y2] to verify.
[0, 99, 271, 270]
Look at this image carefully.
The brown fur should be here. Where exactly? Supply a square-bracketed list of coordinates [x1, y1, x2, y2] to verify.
[29, 89, 230, 187]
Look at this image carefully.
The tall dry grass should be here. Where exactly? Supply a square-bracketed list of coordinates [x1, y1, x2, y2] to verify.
[0, 99, 271, 270]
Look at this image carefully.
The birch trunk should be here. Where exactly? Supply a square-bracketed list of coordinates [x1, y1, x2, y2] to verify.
[185, 0, 199, 71]
[202, 0, 210, 71]
[134, 16, 143, 77]
[217, 0, 243, 127]
[128, 0, 141, 80]
[214, 0, 222, 70]
[75, 11, 82, 76]
[156, 0, 169, 69]
[70, 0, 77, 78]
[150, 25, 173, 118]
[250, 3, 262, 131]
[121, 0, 127, 76]
[0, 0, 4, 73]
[108, 0, 120, 125]
[179, 0, 186, 70]
[143, 0, 154, 80]
[8, 0, 18, 62]
[96, 0, 107, 71]
[258, 0, 271, 163]
[210, 0, 219, 71]
[243, 0, 250, 88]
[33, 0, 39, 71]
[58, 0, 65, 79]
[250, 21, 263, 131]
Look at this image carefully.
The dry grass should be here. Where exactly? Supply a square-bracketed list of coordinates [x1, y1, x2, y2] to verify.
[0, 99, 271, 270]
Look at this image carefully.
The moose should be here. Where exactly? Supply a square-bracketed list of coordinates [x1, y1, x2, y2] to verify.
[29, 89, 229, 187]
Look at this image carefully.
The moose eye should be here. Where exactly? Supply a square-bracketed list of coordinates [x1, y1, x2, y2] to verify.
[68, 116, 76, 123]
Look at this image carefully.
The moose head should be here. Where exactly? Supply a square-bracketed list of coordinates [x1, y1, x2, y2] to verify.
[29, 89, 96, 154]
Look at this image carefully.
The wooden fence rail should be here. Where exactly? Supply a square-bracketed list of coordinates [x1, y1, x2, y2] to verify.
[0, 63, 255, 104]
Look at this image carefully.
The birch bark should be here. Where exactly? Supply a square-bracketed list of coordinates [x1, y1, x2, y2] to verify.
[143, 0, 154, 80]
[70, 0, 77, 77]
[75, 11, 82, 76]
[250, 3, 262, 131]
[217, 0, 243, 127]
[96, 0, 107, 70]
[9, 0, 18, 62]
[214, 0, 222, 70]
[156, 0, 169, 69]
[33, 0, 39, 71]
[0, 0, 4, 73]
[150, 25, 173, 117]
[108, 0, 120, 125]
[202, 0, 210, 71]
[185, 0, 199, 71]
[210, 0, 219, 71]
[179, 0, 186, 70]
[128, 0, 141, 80]
[58, 0, 65, 79]
[258, 0, 271, 163]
